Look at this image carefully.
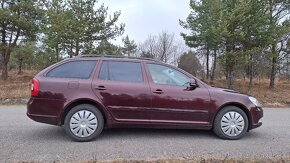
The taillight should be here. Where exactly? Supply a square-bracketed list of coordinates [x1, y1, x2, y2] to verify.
[31, 78, 39, 96]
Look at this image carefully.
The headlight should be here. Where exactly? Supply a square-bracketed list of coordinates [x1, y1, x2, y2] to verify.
[249, 96, 261, 107]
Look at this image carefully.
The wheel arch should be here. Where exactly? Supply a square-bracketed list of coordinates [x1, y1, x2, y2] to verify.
[60, 98, 109, 126]
[212, 102, 252, 130]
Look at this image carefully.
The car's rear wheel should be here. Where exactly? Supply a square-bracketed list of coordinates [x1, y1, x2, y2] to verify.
[213, 106, 248, 140]
[64, 104, 104, 142]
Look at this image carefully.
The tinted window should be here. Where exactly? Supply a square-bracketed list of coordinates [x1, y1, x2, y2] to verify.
[99, 61, 109, 80]
[47, 61, 97, 79]
[147, 64, 190, 86]
[98, 61, 143, 83]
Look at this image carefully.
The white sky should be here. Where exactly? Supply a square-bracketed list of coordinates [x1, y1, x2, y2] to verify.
[99, 0, 191, 45]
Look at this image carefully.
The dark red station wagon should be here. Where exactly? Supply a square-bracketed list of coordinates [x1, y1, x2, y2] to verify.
[27, 56, 263, 141]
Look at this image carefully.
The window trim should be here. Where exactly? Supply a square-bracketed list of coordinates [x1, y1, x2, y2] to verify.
[46, 60, 98, 79]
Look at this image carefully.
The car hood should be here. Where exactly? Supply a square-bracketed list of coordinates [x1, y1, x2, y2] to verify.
[218, 88, 239, 93]
[210, 87, 247, 96]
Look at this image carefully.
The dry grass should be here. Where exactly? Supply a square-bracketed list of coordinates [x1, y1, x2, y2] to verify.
[211, 78, 290, 107]
[0, 70, 290, 107]
[0, 70, 37, 99]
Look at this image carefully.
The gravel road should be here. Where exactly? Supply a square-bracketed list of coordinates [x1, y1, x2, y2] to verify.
[0, 105, 289, 162]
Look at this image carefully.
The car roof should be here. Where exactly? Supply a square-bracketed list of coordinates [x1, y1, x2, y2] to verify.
[73, 55, 161, 63]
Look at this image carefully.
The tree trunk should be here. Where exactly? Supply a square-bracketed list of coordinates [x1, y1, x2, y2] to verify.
[287, 57, 290, 82]
[210, 48, 217, 82]
[162, 40, 167, 63]
[69, 42, 73, 58]
[248, 54, 254, 91]
[1, 48, 11, 80]
[1, 17, 7, 80]
[269, 45, 277, 89]
[225, 50, 235, 89]
[75, 40, 80, 56]
[269, 56, 277, 89]
[1, 58, 8, 80]
[56, 45, 59, 62]
[18, 58, 23, 74]
[268, 1, 277, 89]
[226, 66, 234, 90]
[206, 47, 210, 80]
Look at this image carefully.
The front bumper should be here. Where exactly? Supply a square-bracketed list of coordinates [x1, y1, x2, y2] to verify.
[251, 121, 262, 129]
[250, 106, 263, 130]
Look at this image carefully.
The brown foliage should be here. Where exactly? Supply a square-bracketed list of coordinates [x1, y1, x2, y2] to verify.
[0, 70, 37, 99]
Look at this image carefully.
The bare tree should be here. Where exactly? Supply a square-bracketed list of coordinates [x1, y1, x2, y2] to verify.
[156, 31, 177, 63]
[139, 35, 158, 58]
[139, 31, 184, 64]
[171, 40, 189, 66]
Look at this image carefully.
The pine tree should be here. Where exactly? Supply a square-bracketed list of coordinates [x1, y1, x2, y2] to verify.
[43, 0, 125, 57]
[0, 0, 44, 80]
[180, 0, 274, 89]
[122, 35, 137, 56]
[65, 0, 124, 56]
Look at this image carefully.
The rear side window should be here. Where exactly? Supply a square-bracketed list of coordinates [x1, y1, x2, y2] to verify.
[99, 61, 143, 83]
[47, 61, 97, 79]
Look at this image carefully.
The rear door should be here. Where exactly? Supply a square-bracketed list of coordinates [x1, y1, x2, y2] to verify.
[92, 60, 152, 123]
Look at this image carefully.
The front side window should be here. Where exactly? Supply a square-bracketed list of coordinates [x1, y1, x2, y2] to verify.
[98, 61, 143, 83]
[147, 64, 190, 86]
[47, 61, 97, 79]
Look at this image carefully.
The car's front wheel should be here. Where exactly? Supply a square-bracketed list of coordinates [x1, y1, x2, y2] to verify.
[64, 104, 104, 142]
[213, 106, 248, 140]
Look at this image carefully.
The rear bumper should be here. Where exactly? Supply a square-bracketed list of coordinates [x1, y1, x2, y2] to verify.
[27, 97, 62, 125]
[26, 112, 58, 125]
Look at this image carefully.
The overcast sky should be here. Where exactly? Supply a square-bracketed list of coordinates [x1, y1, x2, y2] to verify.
[99, 0, 191, 45]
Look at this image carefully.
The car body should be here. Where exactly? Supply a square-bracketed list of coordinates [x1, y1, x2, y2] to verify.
[27, 56, 263, 141]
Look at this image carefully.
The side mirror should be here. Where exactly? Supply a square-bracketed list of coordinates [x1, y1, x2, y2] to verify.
[189, 79, 198, 89]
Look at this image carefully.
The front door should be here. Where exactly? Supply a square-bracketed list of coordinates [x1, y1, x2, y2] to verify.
[146, 63, 211, 125]
[92, 60, 151, 123]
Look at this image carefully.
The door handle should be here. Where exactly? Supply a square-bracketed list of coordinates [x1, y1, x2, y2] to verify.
[153, 89, 163, 94]
[95, 86, 106, 91]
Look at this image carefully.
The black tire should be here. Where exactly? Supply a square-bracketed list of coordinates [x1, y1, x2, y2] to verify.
[213, 106, 248, 140]
[64, 104, 104, 142]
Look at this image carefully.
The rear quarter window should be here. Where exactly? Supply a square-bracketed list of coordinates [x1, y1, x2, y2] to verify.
[47, 60, 97, 79]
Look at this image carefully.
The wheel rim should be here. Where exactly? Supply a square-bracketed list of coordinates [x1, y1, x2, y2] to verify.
[69, 110, 98, 138]
[221, 111, 245, 137]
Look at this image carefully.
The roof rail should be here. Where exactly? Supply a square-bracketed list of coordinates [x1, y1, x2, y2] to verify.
[77, 54, 161, 62]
